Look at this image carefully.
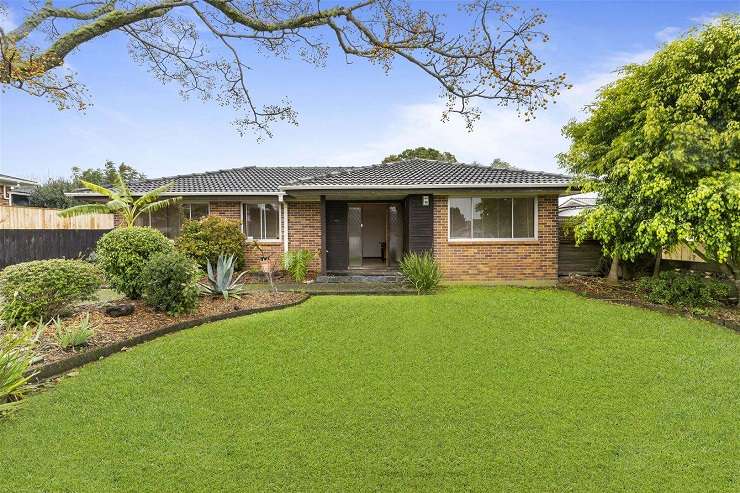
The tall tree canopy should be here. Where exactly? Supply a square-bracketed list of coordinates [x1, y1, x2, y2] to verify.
[0, 1, 567, 139]
[558, 17, 739, 296]
[72, 161, 147, 186]
[382, 147, 457, 164]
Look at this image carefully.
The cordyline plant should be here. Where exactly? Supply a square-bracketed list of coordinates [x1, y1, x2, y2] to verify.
[58, 171, 181, 226]
[557, 16, 739, 303]
[0, 0, 568, 140]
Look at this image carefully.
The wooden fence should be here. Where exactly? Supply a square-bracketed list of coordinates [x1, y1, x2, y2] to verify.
[0, 205, 113, 230]
[0, 229, 110, 268]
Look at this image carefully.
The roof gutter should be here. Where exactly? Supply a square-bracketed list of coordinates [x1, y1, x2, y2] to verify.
[280, 183, 570, 191]
[65, 191, 286, 198]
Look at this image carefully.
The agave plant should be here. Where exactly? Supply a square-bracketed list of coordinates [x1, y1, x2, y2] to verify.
[58, 171, 181, 226]
[199, 254, 248, 300]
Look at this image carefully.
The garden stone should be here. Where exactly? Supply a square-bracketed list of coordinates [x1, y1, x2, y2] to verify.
[105, 303, 135, 317]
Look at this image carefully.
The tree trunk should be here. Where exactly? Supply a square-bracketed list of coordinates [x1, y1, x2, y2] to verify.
[652, 252, 662, 278]
[607, 255, 620, 284]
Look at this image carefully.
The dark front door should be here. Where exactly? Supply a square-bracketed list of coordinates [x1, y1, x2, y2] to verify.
[325, 201, 348, 270]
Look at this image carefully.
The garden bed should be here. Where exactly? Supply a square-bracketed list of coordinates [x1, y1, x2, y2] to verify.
[17, 291, 308, 379]
[559, 276, 739, 331]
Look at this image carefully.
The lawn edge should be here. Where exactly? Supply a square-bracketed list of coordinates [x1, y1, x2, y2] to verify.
[27, 294, 311, 382]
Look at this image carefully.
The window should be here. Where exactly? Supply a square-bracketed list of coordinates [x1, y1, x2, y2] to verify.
[243, 202, 280, 240]
[182, 202, 209, 221]
[448, 197, 536, 240]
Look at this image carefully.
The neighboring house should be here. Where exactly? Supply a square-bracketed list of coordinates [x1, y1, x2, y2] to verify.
[558, 192, 598, 218]
[0, 174, 39, 206]
[69, 159, 572, 284]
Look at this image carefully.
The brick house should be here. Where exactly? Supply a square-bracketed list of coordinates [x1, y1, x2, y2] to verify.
[69, 159, 571, 284]
[0, 174, 39, 207]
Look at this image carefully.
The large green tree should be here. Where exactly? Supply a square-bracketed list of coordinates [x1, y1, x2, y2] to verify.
[0, 1, 567, 139]
[28, 177, 79, 209]
[72, 161, 146, 187]
[558, 17, 739, 299]
[382, 147, 457, 164]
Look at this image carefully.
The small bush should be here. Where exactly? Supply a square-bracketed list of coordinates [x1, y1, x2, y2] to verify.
[282, 250, 315, 283]
[0, 259, 102, 326]
[53, 314, 95, 349]
[96, 227, 174, 299]
[176, 217, 247, 271]
[637, 271, 730, 310]
[141, 252, 200, 315]
[399, 251, 442, 294]
[0, 328, 39, 414]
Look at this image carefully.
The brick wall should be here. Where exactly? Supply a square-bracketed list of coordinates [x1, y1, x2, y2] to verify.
[207, 201, 279, 271]
[432, 195, 559, 284]
[287, 201, 322, 272]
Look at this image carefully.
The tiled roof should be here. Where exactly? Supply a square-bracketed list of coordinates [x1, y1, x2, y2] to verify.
[80, 166, 356, 195]
[282, 159, 571, 189]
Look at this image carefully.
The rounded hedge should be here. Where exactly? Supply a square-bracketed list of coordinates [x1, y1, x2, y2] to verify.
[175, 216, 246, 270]
[0, 259, 102, 326]
[96, 227, 174, 299]
[141, 252, 200, 315]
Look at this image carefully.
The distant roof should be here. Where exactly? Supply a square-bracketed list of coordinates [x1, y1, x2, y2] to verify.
[282, 159, 571, 190]
[0, 173, 39, 186]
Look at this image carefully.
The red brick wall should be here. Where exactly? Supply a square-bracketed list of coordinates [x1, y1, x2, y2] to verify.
[287, 201, 322, 272]
[432, 195, 559, 284]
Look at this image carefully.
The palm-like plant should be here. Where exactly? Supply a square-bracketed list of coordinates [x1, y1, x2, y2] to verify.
[58, 171, 181, 226]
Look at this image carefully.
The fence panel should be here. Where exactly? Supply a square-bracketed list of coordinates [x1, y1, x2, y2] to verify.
[0, 229, 110, 268]
[0, 205, 113, 230]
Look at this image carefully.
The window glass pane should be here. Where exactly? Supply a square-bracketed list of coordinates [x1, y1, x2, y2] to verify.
[513, 198, 535, 238]
[449, 198, 472, 238]
[475, 198, 512, 238]
[263, 203, 279, 239]
[247, 204, 261, 238]
[189, 203, 209, 220]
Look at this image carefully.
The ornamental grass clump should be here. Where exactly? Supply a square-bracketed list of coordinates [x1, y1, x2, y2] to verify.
[0, 327, 41, 415]
[0, 259, 102, 327]
[53, 314, 95, 349]
[282, 250, 315, 283]
[399, 251, 442, 294]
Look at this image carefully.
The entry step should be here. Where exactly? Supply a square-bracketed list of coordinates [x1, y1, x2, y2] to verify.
[315, 274, 405, 283]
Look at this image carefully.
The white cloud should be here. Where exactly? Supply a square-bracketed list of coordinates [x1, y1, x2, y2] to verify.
[0, 4, 16, 32]
[690, 12, 723, 26]
[329, 50, 655, 174]
[655, 26, 682, 43]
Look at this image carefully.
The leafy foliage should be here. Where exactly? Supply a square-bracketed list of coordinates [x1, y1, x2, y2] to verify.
[490, 158, 514, 169]
[399, 251, 442, 294]
[140, 252, 200, 315]
[58, 170, 181, 227]
[72, 161, 146, 187]
[95, 227, 174, 299]
[0, 259, 102, 326]
[558, 17, 739, 292]
[175, 216, 247, 271]
[0, 327, 40, 415]
[636, 272, 730, 310]
[53, 314, 95, 349]
[281, 250, 315, 283]
[382, 147, 457, 164]
[28, 177, 79, 209]
[199, 254, 247, 300]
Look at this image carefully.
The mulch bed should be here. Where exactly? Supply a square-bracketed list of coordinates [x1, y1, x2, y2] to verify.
[23, 291, 307, 371]
[559, 276, 739, 332]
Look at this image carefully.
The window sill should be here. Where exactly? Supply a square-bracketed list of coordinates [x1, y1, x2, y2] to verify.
[249, 239, 282, 245]
[447, 238, 539, 245]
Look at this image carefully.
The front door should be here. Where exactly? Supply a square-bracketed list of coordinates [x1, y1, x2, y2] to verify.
[348, 206, 363, 268]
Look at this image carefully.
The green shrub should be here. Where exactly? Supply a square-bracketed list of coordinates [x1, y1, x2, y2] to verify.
[175, 216, 246, 271]
[53, 314, 95, 349]
[282, 250, 315, 283]
[637, 271, 730, 310]
[399, 251, 442, 294]
[0, 259, 102, 326]
[141, 252, 200, 315]
[0, 328, 39, 414]
[199, 254, 247, 300]
[96, 227, 174, 299]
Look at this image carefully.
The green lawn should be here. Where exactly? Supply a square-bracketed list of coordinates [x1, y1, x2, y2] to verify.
[1, 287, 738, 491]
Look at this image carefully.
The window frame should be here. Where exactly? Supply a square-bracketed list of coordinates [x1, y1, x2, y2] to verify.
[241, 199, 282, 243]
[181, 202, 210, 221]
[447, 195, 538, 242]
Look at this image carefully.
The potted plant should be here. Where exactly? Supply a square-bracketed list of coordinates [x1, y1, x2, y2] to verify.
[250, 240, 272, 273]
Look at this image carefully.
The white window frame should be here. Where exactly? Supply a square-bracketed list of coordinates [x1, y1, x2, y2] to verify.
[241, 200, 282, 243]
[447, 196, 538, 242]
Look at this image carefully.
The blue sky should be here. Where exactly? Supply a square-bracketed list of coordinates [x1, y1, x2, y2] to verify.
[0, 1, 734, 181]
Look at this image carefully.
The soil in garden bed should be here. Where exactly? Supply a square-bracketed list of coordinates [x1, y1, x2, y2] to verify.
[24, 292, 307, 369]
[559, 276, 739, 328]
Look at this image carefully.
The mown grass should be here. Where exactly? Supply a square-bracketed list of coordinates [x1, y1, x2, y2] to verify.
[1, 287, 738, 492]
